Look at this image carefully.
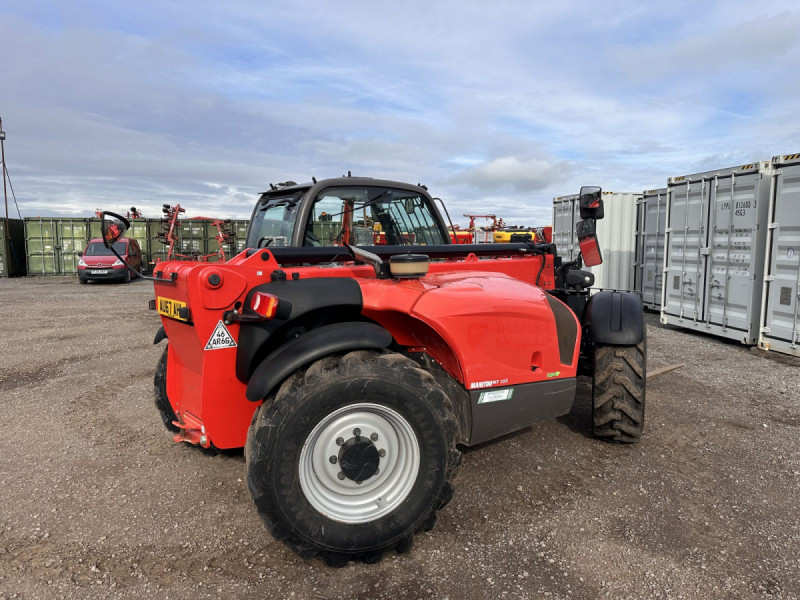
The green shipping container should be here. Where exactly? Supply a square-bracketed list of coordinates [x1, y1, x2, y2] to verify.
[232, 219, 249, 239]
[25, 217, 90, 275]
[0, 218, 27, 277]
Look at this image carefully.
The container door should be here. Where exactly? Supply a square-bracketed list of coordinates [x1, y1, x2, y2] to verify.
[641, 192, 666, 307]
[25, 219, 59, 275]
[634, 198, 645, 296]
[664, 180, 711, 320]
[179, 221, 207, 256]
[704, 173, 762, 331]
[59, 219, 89, 274]
[764, 163, 800, 345]
[552, 199, 574, 261]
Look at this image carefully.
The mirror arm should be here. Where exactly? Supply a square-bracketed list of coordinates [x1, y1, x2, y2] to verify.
[109, 246, 177, 284]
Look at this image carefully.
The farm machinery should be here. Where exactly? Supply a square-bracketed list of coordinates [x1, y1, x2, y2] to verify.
[155, 203, 235, 264]
[100, 176, 645, 565]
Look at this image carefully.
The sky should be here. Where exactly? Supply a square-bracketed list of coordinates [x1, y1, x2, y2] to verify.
[1, 0, 799, 227]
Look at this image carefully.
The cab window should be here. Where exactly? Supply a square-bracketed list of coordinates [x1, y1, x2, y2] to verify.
[304, 187, 446, 247]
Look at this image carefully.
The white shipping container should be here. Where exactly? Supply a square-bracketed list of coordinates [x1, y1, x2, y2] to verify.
[759, 153, 800, 356]
[553, 194, 578, 261]
[552, 191, 640, 291]
[634, 188, 668, 310]
[661, 161, 772, 344]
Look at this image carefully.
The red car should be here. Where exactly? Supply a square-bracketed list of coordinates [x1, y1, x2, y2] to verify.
[77, 237, 142, 283]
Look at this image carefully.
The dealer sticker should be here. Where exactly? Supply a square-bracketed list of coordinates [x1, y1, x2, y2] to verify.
[205, 321, 237, 350]
[478, 388, 514, 404]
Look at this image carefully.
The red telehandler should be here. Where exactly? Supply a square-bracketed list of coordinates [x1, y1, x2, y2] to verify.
[101, 177, 645, 566]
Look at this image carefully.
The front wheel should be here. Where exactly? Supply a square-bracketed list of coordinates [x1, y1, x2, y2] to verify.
[591, 335, 646, 443]
[245, 350, 460, 565]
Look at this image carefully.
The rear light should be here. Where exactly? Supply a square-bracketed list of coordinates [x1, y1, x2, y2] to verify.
[250, 292, 279, 318]
[579, 236, 603, 267]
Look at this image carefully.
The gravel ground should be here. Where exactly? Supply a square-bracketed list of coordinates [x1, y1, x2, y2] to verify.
[0, 277, 798, 600]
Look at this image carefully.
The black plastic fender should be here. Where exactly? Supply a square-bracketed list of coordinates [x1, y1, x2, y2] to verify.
[583, 291, 644, 346]
[236, 278, 364, 381]
[245, 322, 393, 402]
[153, 326, 167, 345]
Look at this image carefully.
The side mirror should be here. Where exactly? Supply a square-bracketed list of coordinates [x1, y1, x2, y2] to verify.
[101, 211, 130, 248]
[579, 186, 604, 220]
[77, 251, 83, 257]
[576, 219, 603, 267]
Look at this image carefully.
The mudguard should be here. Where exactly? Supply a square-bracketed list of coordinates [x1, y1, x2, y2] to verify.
[583, 291, 644, 346]
[245, 322, 392, 402]
[153, 326, 167, 345]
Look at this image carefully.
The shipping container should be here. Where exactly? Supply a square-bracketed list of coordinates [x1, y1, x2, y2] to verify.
[231, 219, 249, 240]
[176, 220, 207, 255]
[553, 194, 577, 261]
[552, 191, 640, 291]
[759, 153, 800, 356]
[1, 218, 26, 277]
[25, 218, 90, 275]
[634, 188, 668, 310]
[661, 161, 772, 344]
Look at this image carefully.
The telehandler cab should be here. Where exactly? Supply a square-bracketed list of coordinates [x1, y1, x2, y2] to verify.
[101, 177, 645, 565]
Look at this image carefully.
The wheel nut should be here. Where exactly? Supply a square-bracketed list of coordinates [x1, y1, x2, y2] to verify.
[329, 456, 337, 464]
[370, 433, 378, 441]
[353, 428, 361, 437]
[336, 437, 344, 446]
[356, 480, 362, 485]
[337, 472, 345, 480]
[378, 449, 386, 457]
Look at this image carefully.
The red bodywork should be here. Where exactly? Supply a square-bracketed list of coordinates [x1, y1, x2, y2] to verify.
[153, 249, 576, 450]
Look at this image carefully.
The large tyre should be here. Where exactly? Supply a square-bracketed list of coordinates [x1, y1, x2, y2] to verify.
[154, 345, 180, 433]
[591, 335, 646, 444]
[245, 350, 461, 565]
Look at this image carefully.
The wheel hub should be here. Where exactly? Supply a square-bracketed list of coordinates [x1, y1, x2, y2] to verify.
[339, 436, 380, 482]
[298, 403, 421, 524]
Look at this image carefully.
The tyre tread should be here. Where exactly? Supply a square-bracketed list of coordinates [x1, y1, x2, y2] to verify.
[592, 337, 646, 444]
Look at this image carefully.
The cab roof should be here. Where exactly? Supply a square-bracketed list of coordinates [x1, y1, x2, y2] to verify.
[259, 177, 430, 200]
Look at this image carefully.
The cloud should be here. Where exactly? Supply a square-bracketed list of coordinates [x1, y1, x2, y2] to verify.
[1, 1, 799, 228]
[455, 157, 564, 192]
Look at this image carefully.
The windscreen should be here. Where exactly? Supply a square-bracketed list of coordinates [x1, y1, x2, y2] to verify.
[85, 241, 127, 256]
[305, 187, 447, 247]
[246, 195, 300, 248]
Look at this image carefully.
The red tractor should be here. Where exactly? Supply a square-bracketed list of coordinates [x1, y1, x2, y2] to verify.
[100, 177, 645, 566]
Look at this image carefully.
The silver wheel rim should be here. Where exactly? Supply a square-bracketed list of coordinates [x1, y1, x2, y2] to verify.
[298, 402, 420, 524]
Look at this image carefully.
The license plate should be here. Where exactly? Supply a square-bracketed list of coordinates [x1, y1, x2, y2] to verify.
[90, 269, 109, 275]
[157, 297, 189, 322]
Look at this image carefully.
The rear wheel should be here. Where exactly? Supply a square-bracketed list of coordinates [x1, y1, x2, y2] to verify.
[245, 350, 460, 565]
[591, 335, 646, 443]
[154, 346, 180, 433]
